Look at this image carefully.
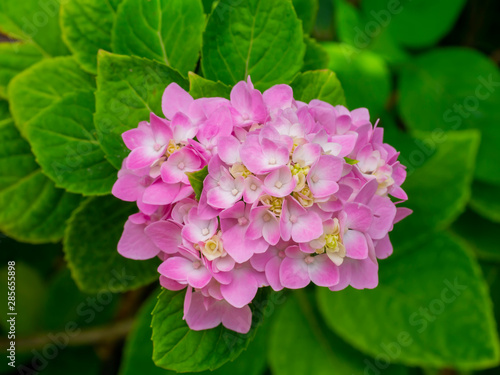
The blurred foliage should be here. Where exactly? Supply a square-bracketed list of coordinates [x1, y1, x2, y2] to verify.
[0, 0, 499, 374]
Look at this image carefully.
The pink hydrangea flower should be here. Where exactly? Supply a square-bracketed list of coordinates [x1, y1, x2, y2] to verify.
[113, 78, 411, 333]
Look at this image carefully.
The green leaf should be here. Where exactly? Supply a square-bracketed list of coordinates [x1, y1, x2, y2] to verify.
[361, 0, 467, 48]
[0, 0, 69, 57]
[42, 269, 119, 331]
[398, 48, 500, 185]
[317, 232, 500, 369]
[152, 289, 260, 372]
[8, 56, 95, 136]
[344, 157, 358, 165]
[290, 70, 346, 106]
[0, 100, 9, 121]
[95, 51, 188, 169]
[451, 209, 500, 263]
[0, 42, 43, 99]
[202, 0, 305, 91]
[121, 289, 269, 375]
[0, 262, 46, 335]
[390, 130, 480, 250]
[292, 0, 319, 34]
[112, 0, 205, 76]
[302, 36, 329, 72]
[60, 0, 122, 74]
[64, 196, 160, 293]
[470, 181, 500, 224]
[332, 0, 409, 66]
[269, 290, 408, 375]
[322, 42, 390, 117]
[187, 166, 208, 201]
[26, 90, 116, 195]
[189, 72, 232, 100]
[0, 119, 82, 243]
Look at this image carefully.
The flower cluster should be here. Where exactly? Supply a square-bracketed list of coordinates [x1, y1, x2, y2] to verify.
[112, 78, 411, 333]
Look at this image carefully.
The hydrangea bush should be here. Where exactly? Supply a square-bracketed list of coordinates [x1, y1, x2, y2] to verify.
[1, 0, 499, 374]
[113, 79, 410, 333]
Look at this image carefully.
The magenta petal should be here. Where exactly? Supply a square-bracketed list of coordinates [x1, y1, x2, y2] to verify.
[221, 303, 252, 334]
[374, 234, 393, 259]
[158, 257, 193, 281]
[127, 147, 162, 170]
[184, 292, 222, 331]
[160, 276, 186, 291]
[344, 202, 372, 232]
[144, 221, 182, 254]
[308, 254, 339, 287]
[118, 220, 160, 260]
[220, 269, 259, 308]
[279, 256, 310, 289]
[142, 181, 180, 205]
[344, 230, 369, 259]
[349, 256, 379, 289]
[162, 83, 194, 120]
[112, 173, 142, 202]
[265, 256, 284, 291]
[291, 211, 323, 243]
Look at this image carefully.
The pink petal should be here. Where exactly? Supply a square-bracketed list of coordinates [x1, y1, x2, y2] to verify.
[221, 303, 252, 334]
[118, 220, 160, 260]
[162, 83, 193, 120]
[220, 268, 259, 308]
[308, 254, 339, 287]
[343, 230, 369, 259]
[144, 221, 183, 254]
[142, 181, 181, 205]
[279, 256, 310, 289]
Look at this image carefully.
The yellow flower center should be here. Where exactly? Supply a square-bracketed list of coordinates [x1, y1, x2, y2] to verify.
[166, 139, 181, 156]
[260, 195, 284, 216]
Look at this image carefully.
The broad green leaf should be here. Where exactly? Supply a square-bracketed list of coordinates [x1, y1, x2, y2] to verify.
[64, 196, 160, 293]
[202, 0, 305, 91]
[0, 42, 43, 99]
[112, 0, 205, 76]
[322, 42, 390, 118]
[302, 36, 329, 72]
[61, 0, 122, 74]
[290, 70, 346, 106]
[0, 0, 69, 57]
[202, 0, 216, 14]
[470, 181, 500, 224]
[121, 290, 269, 375]
[292, 0, 319, 34]
[269, 290, 408, 375]
[361, 0, 467, 48]
[152, 289, 260, 372]
[42, 269, 119, 331]
[0, 119, 82, 243]
[189, 72, 232, 100]
[0, 100, 9, 121]
[332, 0, 408, 66]
[398, 48, 500, 185]
[187, 166, 208, 201]
[121, 290, 174, 375]
[95, 52, 188, 169]
[391, 130, 480, 250]
[480, 264, 500, 375]
[317, 232, 500, 369]
[8, 56, 95, 135]
[26, 90, 116, 195]
[451, 209, 500, 263]
[0, 262, 46, 335]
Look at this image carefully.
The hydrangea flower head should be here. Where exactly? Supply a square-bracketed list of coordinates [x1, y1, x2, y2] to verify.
[112, 78, 411, 334]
